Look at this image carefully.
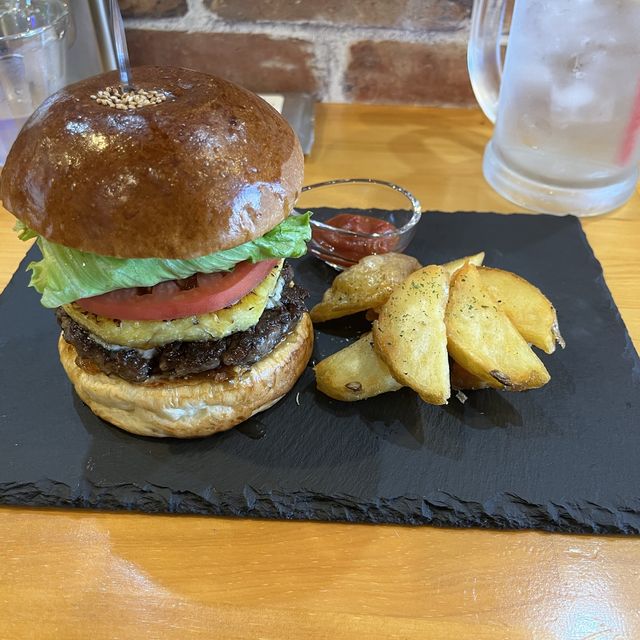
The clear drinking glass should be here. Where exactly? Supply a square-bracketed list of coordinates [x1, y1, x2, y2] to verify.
[468, 0, 640, 216]
[0, 0, 72, 165]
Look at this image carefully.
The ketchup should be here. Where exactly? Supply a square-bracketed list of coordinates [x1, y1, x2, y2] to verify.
[312, 214, 398, 267]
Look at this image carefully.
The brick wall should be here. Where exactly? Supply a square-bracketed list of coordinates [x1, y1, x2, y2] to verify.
[121, 0, 475, 106]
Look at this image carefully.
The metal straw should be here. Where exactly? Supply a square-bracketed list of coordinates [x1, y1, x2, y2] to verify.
[109, 0, 132, 90]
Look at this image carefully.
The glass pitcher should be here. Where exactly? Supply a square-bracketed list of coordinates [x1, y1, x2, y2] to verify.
[468, 0, 640, 216]
[0, 0, 73, 165]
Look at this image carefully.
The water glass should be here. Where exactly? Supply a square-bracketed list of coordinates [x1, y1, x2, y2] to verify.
[0, 0, 72, 165]
[468, 0, 640, 216]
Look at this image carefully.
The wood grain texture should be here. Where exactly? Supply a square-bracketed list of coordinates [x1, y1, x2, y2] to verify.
[1, 104, 639, 639]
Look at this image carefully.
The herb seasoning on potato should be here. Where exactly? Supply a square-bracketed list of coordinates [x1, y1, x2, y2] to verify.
[312, 251, 563, 407]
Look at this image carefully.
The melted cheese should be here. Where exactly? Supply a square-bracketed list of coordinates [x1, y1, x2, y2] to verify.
[63, 262, 283, 349]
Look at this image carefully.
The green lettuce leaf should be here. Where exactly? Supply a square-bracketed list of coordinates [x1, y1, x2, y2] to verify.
[16, 214, 311, 308]
[14, 222, 38, 241]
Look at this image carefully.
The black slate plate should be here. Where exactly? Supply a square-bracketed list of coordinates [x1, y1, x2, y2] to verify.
[1, 211, 639, 534]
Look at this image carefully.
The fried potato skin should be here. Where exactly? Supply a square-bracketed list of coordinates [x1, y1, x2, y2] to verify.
[363, 253, 486, 321]
[314, 332, 402, 401]
[477, 266, 564, 354]
[445, 264, 550, 391]
[441, 252, 485, 280]
[450, 360, 493, 391]
[310, 252, 421, 323]
[373, 265, 450, 405]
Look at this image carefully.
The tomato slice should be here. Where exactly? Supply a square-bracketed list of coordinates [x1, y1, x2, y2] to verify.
[75, 260, 279, 321]
[312, 214, 398, 267]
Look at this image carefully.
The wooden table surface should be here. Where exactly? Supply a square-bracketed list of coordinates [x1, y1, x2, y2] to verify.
[1, 104, 639, 639]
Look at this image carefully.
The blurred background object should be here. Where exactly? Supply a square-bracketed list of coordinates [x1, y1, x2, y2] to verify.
[66, 0, 114, 83]
[0, 0, 73, 163]
[119, 0, 475, 106]
[1, 0, 316, 155]
[468, 0, 640, 216]
[0, 0, 478, 163]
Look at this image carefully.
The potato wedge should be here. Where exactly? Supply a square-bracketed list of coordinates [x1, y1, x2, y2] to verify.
[477, 266, 564, 354]
[373, 265, 450, 405]
[364, 252, 486, 320]
[450, 360, 493, 391]
[446, 264, 550, 390]
[441, 251, 485, 280]
[314, 332, 402, 401]
[310, 252, 421, 323]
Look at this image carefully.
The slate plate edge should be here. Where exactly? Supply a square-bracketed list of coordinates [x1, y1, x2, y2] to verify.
[2, 479, 639, 534]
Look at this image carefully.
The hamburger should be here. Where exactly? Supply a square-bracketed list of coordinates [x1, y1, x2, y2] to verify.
[1, 66, 313, 438]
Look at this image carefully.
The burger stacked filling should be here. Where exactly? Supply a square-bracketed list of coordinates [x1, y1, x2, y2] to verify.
[56, 263, 307, 383]
[17, 213, 311, 384]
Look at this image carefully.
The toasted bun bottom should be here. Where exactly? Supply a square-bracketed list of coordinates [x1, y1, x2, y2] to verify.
[58, 313, 313, 438]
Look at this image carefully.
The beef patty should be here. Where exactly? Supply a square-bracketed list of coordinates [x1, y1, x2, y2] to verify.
[57, 264, 308, 383]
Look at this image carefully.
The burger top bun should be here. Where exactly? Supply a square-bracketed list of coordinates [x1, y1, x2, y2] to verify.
[0, 66, 304, 259]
